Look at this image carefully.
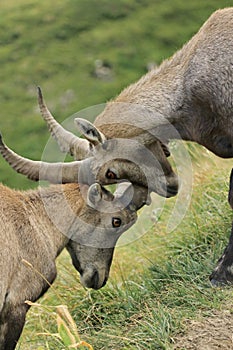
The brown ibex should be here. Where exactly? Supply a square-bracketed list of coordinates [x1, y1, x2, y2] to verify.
[0, 135, 137, 350]
[6, 8, 232, 201]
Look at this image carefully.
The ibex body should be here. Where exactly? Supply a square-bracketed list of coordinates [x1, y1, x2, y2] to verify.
[96, 7, 233, 160]
[7, 8, 232, 202]
[0, 176, 136, 349]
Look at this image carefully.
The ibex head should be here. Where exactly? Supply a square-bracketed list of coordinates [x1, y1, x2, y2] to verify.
[37, 87, 178, 199]
[0, 88, 179, 210]
[65, 182, 137, 290]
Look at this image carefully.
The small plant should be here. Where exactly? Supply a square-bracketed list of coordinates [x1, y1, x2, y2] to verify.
[56, 305, 93, 349]
[25, 302, 93, 349]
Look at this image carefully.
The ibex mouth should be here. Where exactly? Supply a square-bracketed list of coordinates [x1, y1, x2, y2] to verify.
[158, 182, 178, 198]
[166, 184, 179, 197]
[81, 268, 107, 290]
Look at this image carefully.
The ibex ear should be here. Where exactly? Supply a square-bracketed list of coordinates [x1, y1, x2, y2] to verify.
[87, 183, 103, 209]
[228, 169, 233, 209]
[74, 118, 106, 145]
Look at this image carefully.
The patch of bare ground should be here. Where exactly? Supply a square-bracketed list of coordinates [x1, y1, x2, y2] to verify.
[173, 309, 233, 350]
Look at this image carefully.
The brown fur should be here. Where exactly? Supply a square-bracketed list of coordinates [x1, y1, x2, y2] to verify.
[0, 182, 136, 349]
[95, 8, 233, 159]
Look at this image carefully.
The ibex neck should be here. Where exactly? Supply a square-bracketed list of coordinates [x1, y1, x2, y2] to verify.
[123, 58, 195, 135]
[96, 55, 193, 142]
[26, 183, 85, 256]
[118, 66, 183, 117]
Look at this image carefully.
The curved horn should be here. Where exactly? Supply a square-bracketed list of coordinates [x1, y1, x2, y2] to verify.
[37, 87, 90, 160]
[0, 134, 90, 183]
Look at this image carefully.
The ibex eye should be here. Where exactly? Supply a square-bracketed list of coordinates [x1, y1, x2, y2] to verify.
[106, 169, 117, 180]
[112, 217, 122, 228]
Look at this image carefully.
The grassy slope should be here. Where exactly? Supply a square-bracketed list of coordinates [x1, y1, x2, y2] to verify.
[0, 0, 232, 349]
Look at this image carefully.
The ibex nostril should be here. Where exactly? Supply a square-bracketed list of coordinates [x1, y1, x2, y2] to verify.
[81, 269, 103, 290]
[90, 271, 108, 290]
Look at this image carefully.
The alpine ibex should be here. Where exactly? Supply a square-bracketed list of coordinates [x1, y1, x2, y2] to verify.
[7, 8, 232, 202]
[0, 136, 137, 350]
[210, 168, 233, 285]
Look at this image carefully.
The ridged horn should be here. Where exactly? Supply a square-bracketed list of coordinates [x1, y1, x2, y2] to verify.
[37, 87, 90, 160]
[0, 134, 92, 183]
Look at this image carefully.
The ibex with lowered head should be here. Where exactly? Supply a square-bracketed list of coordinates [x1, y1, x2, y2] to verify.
[0, 134, 136, 350]
[2, 8, 233, 287]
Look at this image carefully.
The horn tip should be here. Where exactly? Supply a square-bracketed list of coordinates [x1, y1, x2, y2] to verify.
[37, 86, 43, 102]
[0, 132, 3, 146]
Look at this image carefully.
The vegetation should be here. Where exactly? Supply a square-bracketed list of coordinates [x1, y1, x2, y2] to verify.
[0, 0, 232, 349]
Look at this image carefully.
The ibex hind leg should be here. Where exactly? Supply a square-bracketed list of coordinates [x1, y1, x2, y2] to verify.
[210, 224, 233, 286]
[0, 303, 28, 350]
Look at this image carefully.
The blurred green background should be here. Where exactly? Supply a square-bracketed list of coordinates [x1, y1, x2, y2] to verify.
[0, 0, 232, 189]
